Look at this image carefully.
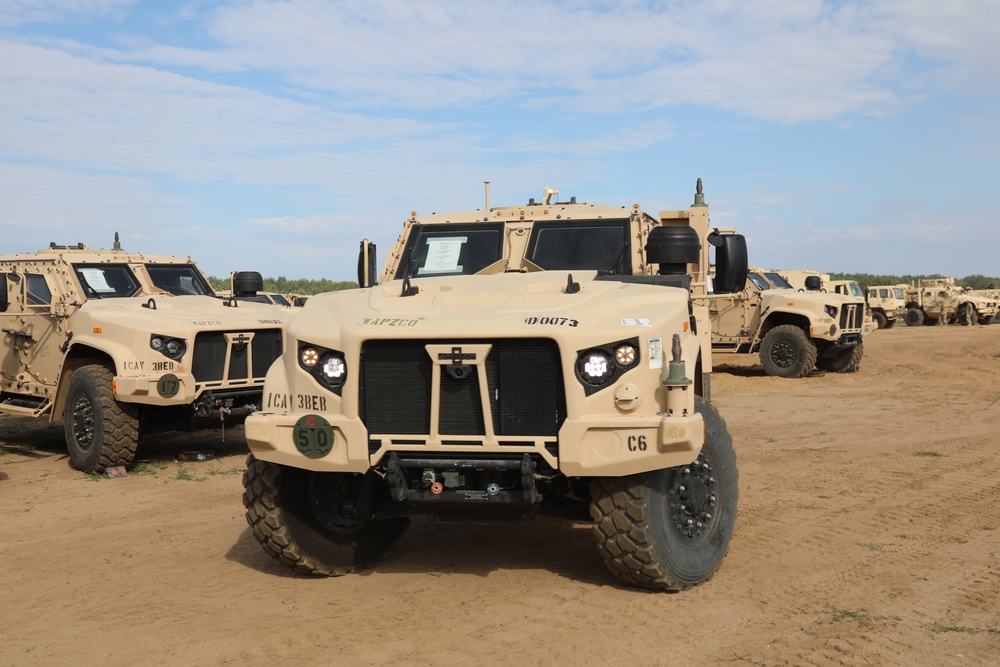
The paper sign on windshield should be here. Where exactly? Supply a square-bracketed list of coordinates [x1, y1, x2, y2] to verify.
[420, 237, 466, 274]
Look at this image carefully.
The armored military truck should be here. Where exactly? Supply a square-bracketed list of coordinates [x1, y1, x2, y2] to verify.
[0, 237, 294, 473]
[864, 285, 906, 329]
[242, 180, 747, 591]
[903, 278, 998, 326]
[707, 264, 869, 378]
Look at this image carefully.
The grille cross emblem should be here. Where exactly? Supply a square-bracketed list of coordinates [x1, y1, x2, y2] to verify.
[438, 346, 476, 380]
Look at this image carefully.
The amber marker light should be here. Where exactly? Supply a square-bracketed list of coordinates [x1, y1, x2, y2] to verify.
[300, 348, 320, 368]
[93, 327, 102, 333]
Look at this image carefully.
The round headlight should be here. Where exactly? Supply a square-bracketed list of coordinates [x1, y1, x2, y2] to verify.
[165, 339, 183, 357]
[318, 354, 347, 385]
[614, 344, 637, 367]
[150, 336, 164, 351]
[579, 351, 612, 385]
[300, 347, 320, 368]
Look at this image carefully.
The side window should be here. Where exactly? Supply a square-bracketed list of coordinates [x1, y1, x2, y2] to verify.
[26, 274, 52, 306]
[879, 289, 888, 298]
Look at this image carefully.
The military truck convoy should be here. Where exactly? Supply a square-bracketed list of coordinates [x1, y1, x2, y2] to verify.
[241, 180, 748, 591]
[903, 278, 998, 326]
[0, 237, 294, 473]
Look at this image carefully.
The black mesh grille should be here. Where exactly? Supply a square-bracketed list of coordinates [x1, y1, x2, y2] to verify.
[359, 341, 432, 435]
[359, 339, 565, 438]
[485, 339, 564, 436]
[191, 329, 283, 383]
[439, 368, 485, 435]
[839, 304, 863, 330]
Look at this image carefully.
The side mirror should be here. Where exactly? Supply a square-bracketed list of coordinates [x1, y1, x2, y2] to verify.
[713, 234, 748, 294]
[357, 240, 378, 288]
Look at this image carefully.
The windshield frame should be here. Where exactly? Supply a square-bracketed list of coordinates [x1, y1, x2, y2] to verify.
[393, 222, 506, 280]
[524, 218, 632, 274]
[72, 263, 142, 299]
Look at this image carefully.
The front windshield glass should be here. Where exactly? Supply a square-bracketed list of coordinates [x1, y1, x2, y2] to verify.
[892, 287, 904, 299]
[763, 272, 793, 289]
[747, 272, 770, 290]
[73, 264, 141, 298]
[394, 223, 504, 279]
[146, 264, 214, 296]
[526, 220, 631, 273]
[269, 294, 291, 306]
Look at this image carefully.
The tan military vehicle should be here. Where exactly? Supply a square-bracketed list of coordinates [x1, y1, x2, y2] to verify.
[707, 263, 868, 378]
[0, 237, 294, 473]
[865, 285, 906, 329]
[242, 180, 748, 591]
[903, 278, 998, 326]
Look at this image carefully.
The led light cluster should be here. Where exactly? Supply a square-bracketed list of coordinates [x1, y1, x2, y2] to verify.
[576, 340, 640, 389]
[298, 342, 348, 391]
[150, 334, 186, 360]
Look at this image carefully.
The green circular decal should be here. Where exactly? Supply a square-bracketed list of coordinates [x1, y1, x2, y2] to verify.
[156, 373, 180, 398]
[293, 414, 335, 459]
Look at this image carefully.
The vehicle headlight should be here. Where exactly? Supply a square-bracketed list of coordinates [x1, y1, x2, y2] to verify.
[825, 305, 838, 318]
[299, 343, 347, 393]
[579, 351, 612, 385]
[575, 337, 641, 392]
[150, 334, 185, 360]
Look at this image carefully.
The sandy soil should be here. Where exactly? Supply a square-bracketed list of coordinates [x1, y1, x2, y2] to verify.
[2, 325, 999, 666]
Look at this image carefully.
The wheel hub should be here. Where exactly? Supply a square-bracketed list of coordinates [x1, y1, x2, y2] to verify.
[71, 395, 96, 451]
[770, 340, 797, 368]
[309, 473, 367, 534]
[668, 453, 718, 540]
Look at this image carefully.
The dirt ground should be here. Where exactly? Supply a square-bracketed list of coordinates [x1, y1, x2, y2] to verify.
[2, 325, 999, 666]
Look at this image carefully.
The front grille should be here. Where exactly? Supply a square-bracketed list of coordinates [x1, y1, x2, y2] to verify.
[839, 304, 863, 331]
[191, 329, 283, 383]
[359, 339, 566, 438]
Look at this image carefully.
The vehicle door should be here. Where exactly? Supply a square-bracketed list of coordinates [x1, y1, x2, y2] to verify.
[1, 264, 63, 394]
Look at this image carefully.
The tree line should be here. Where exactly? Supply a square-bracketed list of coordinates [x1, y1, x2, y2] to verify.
[207, 276, 357, 295]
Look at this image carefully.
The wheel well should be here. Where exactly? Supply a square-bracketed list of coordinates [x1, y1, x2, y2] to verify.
[53, 345, 115, 420]
[759, 312, 810, 340]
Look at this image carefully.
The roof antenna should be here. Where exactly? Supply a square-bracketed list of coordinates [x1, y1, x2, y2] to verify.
[113, 232, 121, 251]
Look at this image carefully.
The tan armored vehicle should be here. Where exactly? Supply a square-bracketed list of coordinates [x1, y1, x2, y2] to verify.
[0, 238, 294, 473]
[865, 285, 906, 329]
[707, 264, 868, 378]
[242, 180, 748, 591]
[903, 278, 998, 326]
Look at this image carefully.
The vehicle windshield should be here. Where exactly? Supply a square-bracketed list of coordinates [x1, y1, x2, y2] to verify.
[525, 220, 631, 273]
[762, 272, 793, 289]
[892, 287, 904, 299]
[146, 264, 214, 296]
[394, 222, 504, 279]
[836, 282, 865, 298]
[747, 272, 771, 290]
[73, 264, 141, 298]
[269, 294, 291, 307]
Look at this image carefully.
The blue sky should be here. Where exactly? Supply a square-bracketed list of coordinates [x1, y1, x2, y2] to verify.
[2, 0, 998, 281]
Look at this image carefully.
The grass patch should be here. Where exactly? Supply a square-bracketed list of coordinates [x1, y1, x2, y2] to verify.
[823, 604, 902, 629]
[0, 443, 37, 457]
[206, 463, 244, 476]
[173, 463, 206, 482]
[914, 450, 942, 457]
[859, 541, 894, 552]
[130, 460, 170, 476]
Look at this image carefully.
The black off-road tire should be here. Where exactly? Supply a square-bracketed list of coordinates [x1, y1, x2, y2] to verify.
[64, 364, 139, 473]
[590, 398, 738, 591]
[242, 455, 410, 576]
[883, 318, 896, 329]
[904, 308, 924, 326]
[872, 311, 888, 329]
[817, 341, 863, 374]
[759, 325, 818, 378]
[957, 303, 977, 326]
